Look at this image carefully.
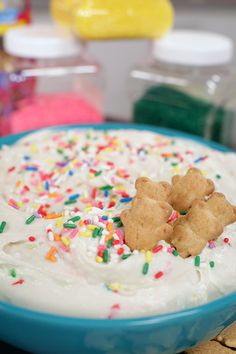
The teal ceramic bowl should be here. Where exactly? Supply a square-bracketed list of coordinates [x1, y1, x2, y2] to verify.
[0, 123, 235, 354]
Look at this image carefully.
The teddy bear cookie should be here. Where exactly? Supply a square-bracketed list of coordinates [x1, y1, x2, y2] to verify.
[170, 192, 236, 258]
[135, 177, 171, 201]
[121, 196, 173, 251]
[168, 168, 215, 212]
[216, 323, 236, 349]
[185, 340, 234, 353]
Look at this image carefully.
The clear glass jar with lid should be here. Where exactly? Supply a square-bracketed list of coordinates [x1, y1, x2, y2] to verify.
[130, 30, 235, 148]
[1, 25, 103, 136]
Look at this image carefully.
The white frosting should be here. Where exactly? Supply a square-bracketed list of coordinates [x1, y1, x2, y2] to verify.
[0, 128, 236, 318]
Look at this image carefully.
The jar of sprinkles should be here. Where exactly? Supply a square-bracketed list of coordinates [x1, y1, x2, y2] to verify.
[130, 30, 236, 148]
[2, 25, 104, 135]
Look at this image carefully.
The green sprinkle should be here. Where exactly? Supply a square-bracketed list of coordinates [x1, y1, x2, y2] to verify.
[216, 174, 222, 180]
[180, 210, 187, 216]
[63, 223, 77, 229]
[68, 216, 81, 223]
[103, 249, 109, 263]
[97, 228, 103, 236]
[112, 217, 121, 223]
[209, 261, 215, 268]
[92, 228, 99, 238]
[142, 262, 149, 275]
[95, 170, 102, 177]
[107, 238, 114, 249]
[171, 162, 178, 167]
[195, 255, 201, 267]
[172, 250, 179, 256]
[99, 185, 113, 191]
[10, 268, 16, 278]
[57, 148, 64, 154]
[116, 221, 123, 228]
[25, 215, 35, 225]
[0, 221, 7, 233]
[64, 199, 77, 205]
[121, 254, 132, 260]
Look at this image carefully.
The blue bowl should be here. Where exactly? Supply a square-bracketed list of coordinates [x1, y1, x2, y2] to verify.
[0, 123, 235, 354]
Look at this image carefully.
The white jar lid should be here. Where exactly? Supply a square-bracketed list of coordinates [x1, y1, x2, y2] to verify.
[153, 30, 234, 66]
[4, 25, 81, 59]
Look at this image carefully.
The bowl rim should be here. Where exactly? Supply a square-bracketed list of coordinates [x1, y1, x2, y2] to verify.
[0, 122, 234, 328]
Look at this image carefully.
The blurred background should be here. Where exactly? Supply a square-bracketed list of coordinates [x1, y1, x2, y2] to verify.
[0, 0, 236, 147]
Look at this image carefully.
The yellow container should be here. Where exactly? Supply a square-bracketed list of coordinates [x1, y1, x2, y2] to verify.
[51, 0, 174, 40]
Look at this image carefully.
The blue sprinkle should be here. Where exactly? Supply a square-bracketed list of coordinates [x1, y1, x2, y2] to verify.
[68, 170, 74, 176]
[104, 190, 109, 197]
[44, 181, 50, 191]
[120, 197, 133, 203]
[25, 166, 38, 171]
[23, 156, 31, 160]
[69, 193, 80, 201]
[102, 215, 108, 220]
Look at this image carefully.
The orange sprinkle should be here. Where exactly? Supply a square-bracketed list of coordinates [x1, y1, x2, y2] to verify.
[79, 220, 84, 227]
[16, 180, 22, 188]
[46, 246, 57, 262]
[45, 213, 62, 219]
[54, 233, 61, 242]
[105, 233, 113, 242]
[106, 223, 113, 232]
[48, 193, 60, 198]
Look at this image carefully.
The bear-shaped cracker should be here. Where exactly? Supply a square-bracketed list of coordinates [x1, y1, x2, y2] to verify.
[121, 196, 173, 251]
[170, 192, 236, 258]
[168, 168, 215, 212]
[135, 177, 171, 201]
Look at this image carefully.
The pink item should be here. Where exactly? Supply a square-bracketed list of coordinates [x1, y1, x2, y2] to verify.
[11, 93, 104, 133]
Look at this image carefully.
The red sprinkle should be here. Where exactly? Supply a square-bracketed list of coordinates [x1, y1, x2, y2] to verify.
[8, 166, 16, 173]
[108, 201, 116, 208]
[117, 247, 124, 255]
[28, 236, 36, 242]
[12, 279, 24, 286]
[98, 250, 104, 258]
[154, 271, 164, 280]
[224, 237, 229, 243]
[152, 245, 163, 253]
[112, 240, 120, 246]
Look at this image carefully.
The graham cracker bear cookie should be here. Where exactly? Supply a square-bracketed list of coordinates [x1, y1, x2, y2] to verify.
[170, 192, 236, 258]
[168, 168, 215, 212]
[121, 196, 173, 251]
[185, 340, 233, 353]
[216, 323, 236, 349]
[135, 177, 171, 202]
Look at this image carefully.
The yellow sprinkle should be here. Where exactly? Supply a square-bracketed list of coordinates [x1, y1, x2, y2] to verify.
[109, 283, 121, 292]
[87, 225, 96, 231]
[47, 159, 53, 164]
[89, 173, 94, 179]
[84, 206, 92, 212]
[145, 251, 153, 263]
[104, 148, 113, 153]
[61, 236, 70, 247]
[80, 231, 91, 237]
[201, 170, 207, 176]
[17, 201, 23, 208]
[57, 218, 63, 228]
[96, 256, 103, 263]
[173, 166, 180, 174]
[31, 144, 38, 154]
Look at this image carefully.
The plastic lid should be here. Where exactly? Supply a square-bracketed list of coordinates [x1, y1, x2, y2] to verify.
[3, 25, 81, 59]
[153, 30, 234, 66]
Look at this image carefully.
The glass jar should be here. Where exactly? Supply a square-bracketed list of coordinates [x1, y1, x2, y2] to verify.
[1, 25, 104, 136]
[130, 30, 235, 148]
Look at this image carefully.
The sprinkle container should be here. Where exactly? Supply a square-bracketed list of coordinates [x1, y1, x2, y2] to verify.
[1, 25, 104, 136]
